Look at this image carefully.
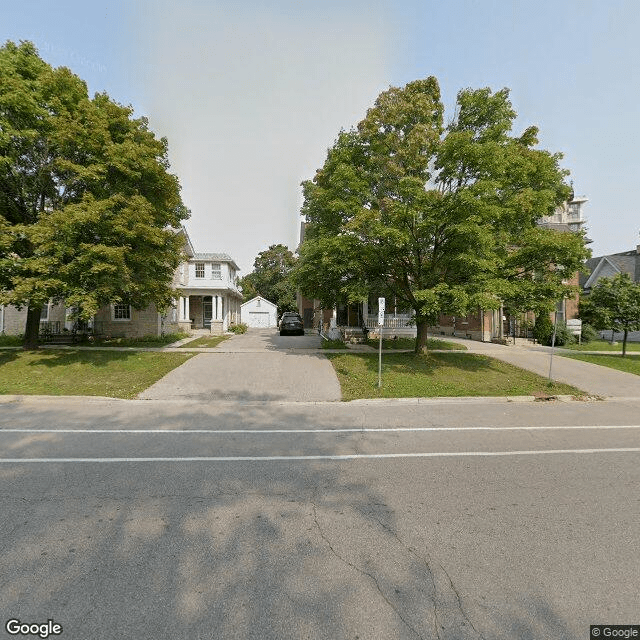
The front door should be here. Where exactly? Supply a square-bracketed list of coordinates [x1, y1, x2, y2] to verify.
[203, 296, 213, 328]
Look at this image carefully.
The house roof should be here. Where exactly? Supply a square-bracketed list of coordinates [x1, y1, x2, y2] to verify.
[178, 225, 196, 257]
[192, 253, 240, 271]
[581, 249, 640, 289]
[240, 295, 277, 309]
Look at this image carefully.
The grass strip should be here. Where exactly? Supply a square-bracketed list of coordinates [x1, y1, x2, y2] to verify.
[321, 339, 348, 349]
[179, 334, 231, 348]
[326, 352, 582, 401]
[560, 339, 640, 353]
[85, 332, 190, 348]
[0, 349, 195, 399]
[366, 337, 466, 351]
[561, 353, 640, 376]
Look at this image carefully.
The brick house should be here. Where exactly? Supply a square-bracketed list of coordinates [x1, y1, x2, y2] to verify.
[297, 196, 589, 342]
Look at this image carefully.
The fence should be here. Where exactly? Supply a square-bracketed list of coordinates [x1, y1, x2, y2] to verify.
[364, 315, 413, 329]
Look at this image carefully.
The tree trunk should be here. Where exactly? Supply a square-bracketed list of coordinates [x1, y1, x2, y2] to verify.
[415, 319, 429, 354]
[622, 328, 628, 357]
[23, 305, 42, 350]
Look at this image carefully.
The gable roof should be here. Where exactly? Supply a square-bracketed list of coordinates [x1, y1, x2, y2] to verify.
[240, 295, 277, 309]
[178, 225, 196, 257]
[582, 249, 640, 289]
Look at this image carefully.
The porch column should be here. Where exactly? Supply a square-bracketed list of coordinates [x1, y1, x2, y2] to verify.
[362, 300, 368, 326]
[179, 296, 190, 322]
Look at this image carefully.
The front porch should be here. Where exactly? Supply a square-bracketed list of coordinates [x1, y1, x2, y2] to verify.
[177, 292, 241, 334]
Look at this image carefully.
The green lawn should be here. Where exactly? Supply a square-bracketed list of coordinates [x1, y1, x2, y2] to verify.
[0, 349, 195, 398]
[321, 339, 348, 349]
[326, 352, 583, 401]
[86, 332, 190, 348]
[562, 353, 640, 376]
[366, 337, 466, 351]
[561, 339, 640, 353]
[179, 334, 230, 348]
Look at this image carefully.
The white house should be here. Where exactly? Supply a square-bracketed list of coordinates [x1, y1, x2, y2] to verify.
[172, 228, 243, 334]
[241, 296, 278, 328]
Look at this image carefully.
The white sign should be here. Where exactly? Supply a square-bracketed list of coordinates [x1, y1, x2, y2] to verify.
[378, 298, 385, 326]
[566, 319, 582, 336]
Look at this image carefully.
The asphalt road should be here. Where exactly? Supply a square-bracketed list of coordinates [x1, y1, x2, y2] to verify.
[1, 398, 639, 640]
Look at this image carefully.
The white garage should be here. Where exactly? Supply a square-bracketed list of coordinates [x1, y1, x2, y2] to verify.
[241, 296, 278, 328]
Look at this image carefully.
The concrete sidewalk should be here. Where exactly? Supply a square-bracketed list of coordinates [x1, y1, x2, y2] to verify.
[442, 337, 640, 398]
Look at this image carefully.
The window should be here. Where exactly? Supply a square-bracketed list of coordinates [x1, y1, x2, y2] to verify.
[40, 303, 49, 321]
[195, 262, 205, 278]
[113, 304, 131, 320]
[211, 263, 221, 279]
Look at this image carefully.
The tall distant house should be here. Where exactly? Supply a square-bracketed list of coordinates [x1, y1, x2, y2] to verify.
[538, 195, 588, 234]
[0, 227, 243, 338]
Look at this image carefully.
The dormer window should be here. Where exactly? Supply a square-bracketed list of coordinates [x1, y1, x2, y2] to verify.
[211, 263, 221, 279]
[195, 262, 205, 278]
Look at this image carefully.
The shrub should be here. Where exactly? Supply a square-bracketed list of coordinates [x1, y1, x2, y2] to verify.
[580, 323, 598, 343]
[552, 322, 575, 346]
[228, 323, 248, 334]
[533, 314, 554, 345]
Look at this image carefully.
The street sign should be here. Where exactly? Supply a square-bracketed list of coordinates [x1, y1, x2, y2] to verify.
[566, 319, 582, 336]
[377, 297, 385, 388]
[378, 298, 385, 326]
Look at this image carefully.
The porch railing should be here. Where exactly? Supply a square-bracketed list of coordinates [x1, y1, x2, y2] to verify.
[364, 315, 413, 329]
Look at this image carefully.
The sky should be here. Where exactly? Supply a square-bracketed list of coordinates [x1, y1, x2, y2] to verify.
[2, 0, 639, 275]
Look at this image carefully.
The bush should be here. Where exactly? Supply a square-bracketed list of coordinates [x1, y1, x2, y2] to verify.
[580, 323, 598, 343]
[533, 315, 576, 346]
[533, 314, 554, 345]
[552, 322, 575, 346]
[228, 323, 248, 334]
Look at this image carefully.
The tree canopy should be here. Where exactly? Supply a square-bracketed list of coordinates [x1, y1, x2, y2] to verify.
[580, 273, 640, 356]
[0, 41, 189, 347]
[294, 77, 590, 352]
[239, 244, 297, 314]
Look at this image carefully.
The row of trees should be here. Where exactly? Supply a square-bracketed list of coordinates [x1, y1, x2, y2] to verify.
[5, 44, 631, 353]
[1, 41, 189, 348]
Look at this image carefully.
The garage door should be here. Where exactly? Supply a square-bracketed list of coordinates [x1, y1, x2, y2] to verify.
[249, 311, 270, 327]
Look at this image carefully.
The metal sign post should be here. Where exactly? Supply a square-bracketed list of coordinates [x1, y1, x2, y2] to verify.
[548, 311, 558, 383]
[378, 298, 385, 388]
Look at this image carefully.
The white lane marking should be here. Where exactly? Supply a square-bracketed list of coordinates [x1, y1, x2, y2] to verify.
[0, 425, 639, 435]
[1, 448, 640, 463]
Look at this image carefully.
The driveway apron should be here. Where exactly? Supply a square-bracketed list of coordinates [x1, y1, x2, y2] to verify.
[138, 329, 341, 402]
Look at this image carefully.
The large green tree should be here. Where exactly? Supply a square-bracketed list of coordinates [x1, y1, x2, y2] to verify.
[295, 78, 590, 353]
[0, 41, 189, 348]
[239, 244, 297, 314]
[580, 273, 640, 356]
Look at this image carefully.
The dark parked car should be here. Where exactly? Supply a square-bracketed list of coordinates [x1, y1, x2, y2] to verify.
[279, 312, 304, 336]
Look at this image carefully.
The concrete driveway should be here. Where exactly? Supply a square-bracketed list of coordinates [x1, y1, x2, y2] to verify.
[139, 329, 341, 402]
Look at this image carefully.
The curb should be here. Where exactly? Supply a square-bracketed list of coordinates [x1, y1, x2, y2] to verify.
[0, 394, 612, 407]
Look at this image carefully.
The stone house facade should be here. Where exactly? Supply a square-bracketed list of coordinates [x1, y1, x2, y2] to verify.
[0, 227, 243, 338]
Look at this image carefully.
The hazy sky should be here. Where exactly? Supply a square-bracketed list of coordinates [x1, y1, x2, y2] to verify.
[3, 0, 639, 274]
